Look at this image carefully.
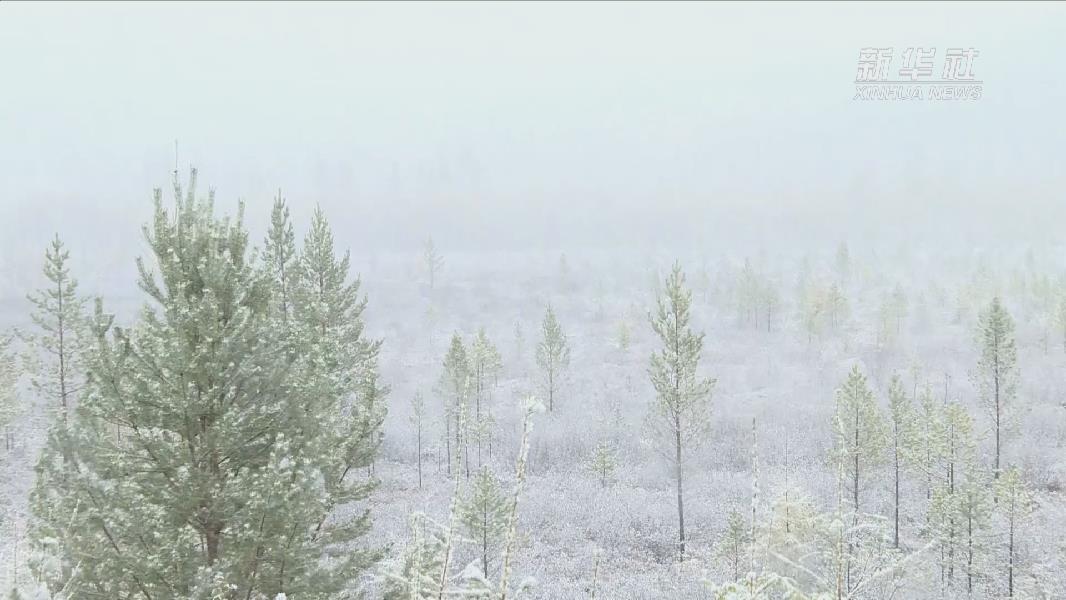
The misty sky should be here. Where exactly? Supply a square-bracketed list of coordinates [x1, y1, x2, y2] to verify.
[1, 2, 1065, 291]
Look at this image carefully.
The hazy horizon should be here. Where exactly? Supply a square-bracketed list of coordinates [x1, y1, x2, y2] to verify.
[2, 2, 1065, 285]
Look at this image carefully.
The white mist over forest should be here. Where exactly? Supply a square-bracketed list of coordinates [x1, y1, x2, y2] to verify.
[2, 3, 1066, 599]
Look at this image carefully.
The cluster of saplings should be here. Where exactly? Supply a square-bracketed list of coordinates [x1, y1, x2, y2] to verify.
[411, 254, 1037, 599]
[692, 278, 1034, 598]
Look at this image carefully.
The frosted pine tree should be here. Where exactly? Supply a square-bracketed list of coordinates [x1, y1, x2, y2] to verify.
[927, 400, 977, 588]
[956, 463, 993, 597]
[717, 510, 752, 582]
[535, 305, 570, 412]
[886, 373, 911, 548]
[586, 439, 617, 488]
[907, 384, 946, 502]
[25, 235, 86, 426]
[29, 172, 382, 599]
[832, 365, 886, 514]
[647, 262, 715, 562]
[995, 467, 1033, 598]
[440, 333, 470, 477]
[295, 202, 387, 501]
[972, 297, 1018, 479]
[470, 327, 502, 466]
[262, 193, 298, 325]
[459, 467, 509, 579]
[757, 488, 822, 587]
[411, 390, 426, 489]
[380, 513, 450, 599]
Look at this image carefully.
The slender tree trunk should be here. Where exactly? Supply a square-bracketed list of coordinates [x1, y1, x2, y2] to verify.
[476, 369, 482, 468]
[482, 509, 489, 577]
[993, 338, 1001, 480]
[675, 419, 685, 562]
[455, 408, 464, 478]
[947, 426, 956, 584]
[967, 511, 973, 595]
[1008, 499, 1015, 597]
[994, 399, 1000, 479]
[548, 367, 554, 412]
[784, 434, 791, 534]
[994, 403, 1001, 480]
[205, 523, 222, 565]
[894, 438, 900, 548]
[57, 277, 68, 422]
[590, 551, 600, 599]
[853, 407, 860, 511]
[732, 543, 739, 581]
[57, 278, 73, 468]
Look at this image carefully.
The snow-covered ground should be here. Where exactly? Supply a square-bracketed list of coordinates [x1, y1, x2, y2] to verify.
[361, 248, 1066, 597]
[3, 242, 1066, 597]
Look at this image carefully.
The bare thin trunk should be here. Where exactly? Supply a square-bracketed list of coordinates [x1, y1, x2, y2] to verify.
[1008, 498, 1015, 597]
[417, 422, 423, 488]
[853, 406, 860, 511]
[967, 511, 973, 595]
[675, 415, 685, 562]
[894, 438, 900, 548]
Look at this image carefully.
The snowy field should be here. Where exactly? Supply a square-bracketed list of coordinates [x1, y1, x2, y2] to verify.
[6, 241, 1065, 598]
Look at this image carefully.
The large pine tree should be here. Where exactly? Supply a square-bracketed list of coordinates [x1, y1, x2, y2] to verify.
[29, 172, 384, 599]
